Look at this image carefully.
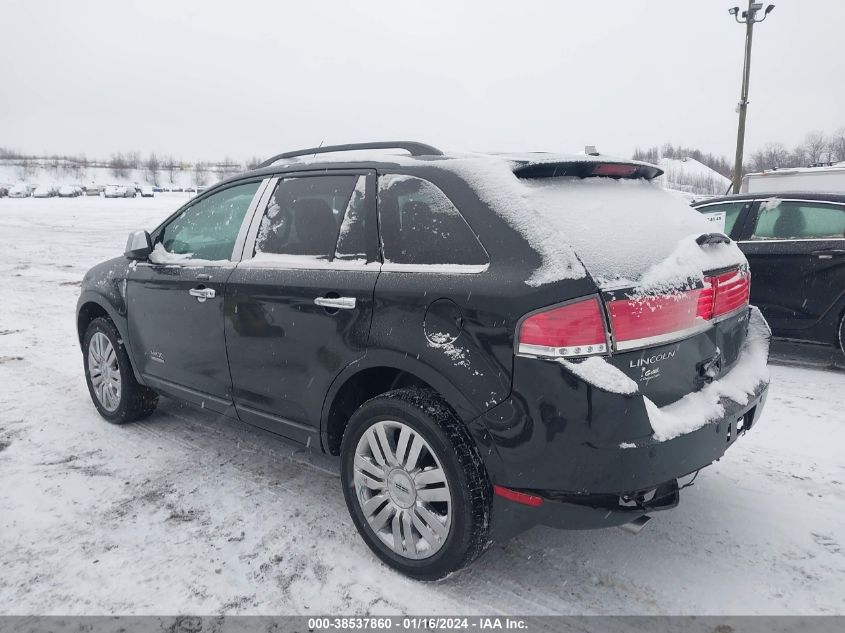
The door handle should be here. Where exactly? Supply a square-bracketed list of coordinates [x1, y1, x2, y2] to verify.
[189, 287, 216, 302]
[811, 249, 845, 259]
[314, 296, 356, 310]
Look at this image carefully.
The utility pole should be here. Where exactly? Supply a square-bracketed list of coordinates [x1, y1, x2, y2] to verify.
[729, 2, 775, 194]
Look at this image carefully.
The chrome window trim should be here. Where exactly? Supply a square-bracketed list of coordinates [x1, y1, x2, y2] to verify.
[380, 262, 489, 274]
[748, 198, 845, 207]
[695, 201, 749, 211]
[737, 237, 845, 244]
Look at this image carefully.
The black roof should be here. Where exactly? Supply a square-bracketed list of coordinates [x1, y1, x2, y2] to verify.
[693, 191, 845, 206]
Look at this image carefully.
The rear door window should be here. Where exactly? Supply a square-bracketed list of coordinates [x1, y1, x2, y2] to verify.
[750, 200, 845, 240]
[252, 175, 368, 264]
[696, 201, 745, 237]
[378, 174, 488, 269]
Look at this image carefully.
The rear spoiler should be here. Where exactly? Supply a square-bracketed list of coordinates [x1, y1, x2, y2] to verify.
[512, 160, 663, 181]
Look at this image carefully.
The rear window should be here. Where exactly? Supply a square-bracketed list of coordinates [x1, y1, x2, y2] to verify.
[378, 175, 488, 269]
[750, 200, 845, 240]
[517, 177, 715, 287]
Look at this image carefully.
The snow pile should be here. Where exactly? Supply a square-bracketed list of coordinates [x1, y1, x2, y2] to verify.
[634, 234, 747, 294]
[657, 157, 731, 196]
[560, 357, 638, 395]
[645, 307, 771, 442]
[148, 243, 229, 267]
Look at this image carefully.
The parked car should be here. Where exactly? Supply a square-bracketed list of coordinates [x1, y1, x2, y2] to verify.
[77, 141, 770, 579]
[693, 191, 845, 353]
[104, 184, 136, 198]
[58, 185, 83, 198]
[0, 186, 8, 198]
[8, 184, 32, 198]
[139, 185, 155, 198]
[33, 184, 58, 198]
[86, 185, 105, 196]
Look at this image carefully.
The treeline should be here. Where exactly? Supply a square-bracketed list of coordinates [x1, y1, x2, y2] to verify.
[0, 147, 266, 186]
[633, 126, 845, 176]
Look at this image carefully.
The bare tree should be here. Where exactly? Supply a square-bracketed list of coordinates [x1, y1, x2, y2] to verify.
[828, 127, 845, 163]
[162, 155, 178, 185]
[109, 153, 130, 178]
[246, 156, 263, 170]
[193, 161, 209, 186]
[801, 131, 827, 165]
[749, 142, 791, 172]
[145, 153, 160, 185]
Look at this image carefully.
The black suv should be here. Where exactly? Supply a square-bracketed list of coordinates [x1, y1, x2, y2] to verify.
[77, 142, 771, 579]
[693, 192, 845, 353]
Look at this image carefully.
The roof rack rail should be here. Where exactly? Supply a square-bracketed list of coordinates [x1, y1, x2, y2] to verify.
[256, 141, 443, 169]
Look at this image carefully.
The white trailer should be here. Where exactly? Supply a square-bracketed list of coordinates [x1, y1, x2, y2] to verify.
[741, 164, 845, 193]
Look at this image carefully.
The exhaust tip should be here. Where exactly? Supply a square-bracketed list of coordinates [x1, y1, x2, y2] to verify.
[618, 515, 652, 535]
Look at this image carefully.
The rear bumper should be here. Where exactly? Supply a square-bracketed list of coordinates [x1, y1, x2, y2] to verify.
[477, 307, 771, 538]
[488, 383, 767, 538]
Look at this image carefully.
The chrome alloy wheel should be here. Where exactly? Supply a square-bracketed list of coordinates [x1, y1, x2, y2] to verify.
[353, 420, 452, 559]
[88, 332, 121, 412]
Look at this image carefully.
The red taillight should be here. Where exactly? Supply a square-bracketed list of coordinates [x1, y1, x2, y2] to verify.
[591, 163, 639, 177]
[606, 267, 749, 351]
[493, 485, 544, 507]
[518, 268, 750, 358]
[709, 269, 750, 318]
[608, 286, 713, 350]
[517, 296, 608, 358]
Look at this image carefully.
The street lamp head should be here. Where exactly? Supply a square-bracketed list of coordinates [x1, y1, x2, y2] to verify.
[728, 6, 739, 15]
[765, 4, 775, 15]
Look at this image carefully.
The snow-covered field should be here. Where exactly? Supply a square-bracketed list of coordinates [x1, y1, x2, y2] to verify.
[1, 196, 843, 615]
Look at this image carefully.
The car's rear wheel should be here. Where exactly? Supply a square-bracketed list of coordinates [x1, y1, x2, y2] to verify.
[83, 317, 158, 424]
[340, 387, 491, 580]
[838, 313, 845, 356]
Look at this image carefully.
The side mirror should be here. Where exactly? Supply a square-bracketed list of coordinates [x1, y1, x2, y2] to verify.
[125, 229, 152, 260]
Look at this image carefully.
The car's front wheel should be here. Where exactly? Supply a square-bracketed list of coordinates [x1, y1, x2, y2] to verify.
[340, 388, 491, 580]
[838, 313, 845, 356]
[83, 317, 158, 423]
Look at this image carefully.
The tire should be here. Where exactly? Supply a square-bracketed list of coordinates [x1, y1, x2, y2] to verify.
[838, 313, 845, 356]
[340, 387, 491, 580]
[82, 317, 158, 424]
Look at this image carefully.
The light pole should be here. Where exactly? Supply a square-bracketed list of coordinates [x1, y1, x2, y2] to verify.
[729, 2, 775, 194]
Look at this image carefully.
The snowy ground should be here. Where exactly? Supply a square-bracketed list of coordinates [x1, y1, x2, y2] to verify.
[1, 196, 843, 615]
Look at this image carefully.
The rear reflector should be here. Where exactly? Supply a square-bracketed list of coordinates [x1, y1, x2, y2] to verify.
[493, 485, 544, 507]
[517, 296, 608, 358]
[591, 163, 639, 177]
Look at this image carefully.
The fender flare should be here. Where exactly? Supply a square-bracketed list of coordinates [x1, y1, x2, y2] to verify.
[76, 290, 144, 383]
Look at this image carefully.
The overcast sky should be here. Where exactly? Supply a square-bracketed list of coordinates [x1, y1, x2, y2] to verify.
[1, 0, 843, 162]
